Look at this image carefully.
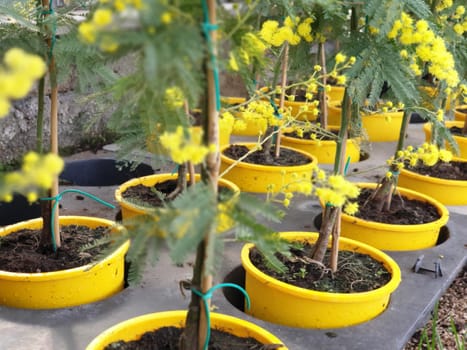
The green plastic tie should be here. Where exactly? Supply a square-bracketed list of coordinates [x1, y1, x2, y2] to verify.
[40, 189, 116, 252]
[201, 0, 221, 111]
[171, 164, 180, 175]
[40, 3, 56, 61]
[269, 96, 282, 120]
[192, 283, 251, 350]
[344, 156, 351, 176]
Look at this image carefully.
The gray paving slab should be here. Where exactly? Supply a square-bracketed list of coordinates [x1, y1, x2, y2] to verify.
[0, 122, 465, 350]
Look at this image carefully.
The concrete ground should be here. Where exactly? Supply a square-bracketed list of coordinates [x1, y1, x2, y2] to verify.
[0, 123, 465, 350]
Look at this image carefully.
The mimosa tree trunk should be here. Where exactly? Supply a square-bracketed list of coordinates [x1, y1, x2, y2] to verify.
[181, 1, 219, 349]
[366, 109, 410, 212]
[311, 89, 350, 270]
[39, 0, 60, 250]
[262, 41, 289, 162]
[273, 41, 289, 158]
[318, 42, 328, 129]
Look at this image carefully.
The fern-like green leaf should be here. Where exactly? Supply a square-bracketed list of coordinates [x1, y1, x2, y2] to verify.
[157, 182, 217, 265]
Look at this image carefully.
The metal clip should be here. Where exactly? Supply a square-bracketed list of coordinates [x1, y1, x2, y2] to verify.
[412, 255, 443, 278]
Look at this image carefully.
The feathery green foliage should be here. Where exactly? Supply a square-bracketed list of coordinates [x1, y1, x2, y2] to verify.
[344, 34, 420, 107]
[0, 2, 115, 92]
[121, 185, 289, 284]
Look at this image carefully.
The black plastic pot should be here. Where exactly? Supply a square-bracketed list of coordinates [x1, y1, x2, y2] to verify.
[59, 158, 154, 186]
[0, 194, 41, 226]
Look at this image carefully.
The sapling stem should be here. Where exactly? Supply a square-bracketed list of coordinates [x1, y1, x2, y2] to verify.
[36, 77, 45, 154]
[318, 42, 328, 130]
[39, 0, 60, 249]
[183, 0, 218, 348]
[368, 109, 411, 213]
[274, 41, 289, 158]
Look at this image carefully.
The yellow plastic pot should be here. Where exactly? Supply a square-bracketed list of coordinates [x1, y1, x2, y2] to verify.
[454, 105, 467, 122]
[327, 85, 345, 102]
[219, 143, 317, 193]
[283, 99, 319, 122]
[398, 162, 467, 205]
[86, 310, 287, 349]
[327, 101, 404, 141]
[337, 183, 449, 250]
[258, 87, 320, 122]
[241, 232, 401, 329]
[115, 173, 239, 232]
[221, 96, 269, 137]
[280, 126, 360, 164]
[0, 216, 129, 309]
[423, 121, 467, 159]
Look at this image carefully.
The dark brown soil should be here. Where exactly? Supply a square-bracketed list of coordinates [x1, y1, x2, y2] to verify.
[0, 225, 111, 273]
[104, 326, 281, 349]
[121, 179, 234, 208]
[449, 126, 466, 137]
[223, 144, 311, 166]
[354, 188, 441, 224]
[249, 243, 392, 293]
[278, 88, 310, 102]
[406, 160, 467, 181]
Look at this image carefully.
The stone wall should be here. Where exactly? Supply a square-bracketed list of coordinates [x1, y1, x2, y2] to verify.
[0, 89, 111, 163]
[0, 66, 247, 164]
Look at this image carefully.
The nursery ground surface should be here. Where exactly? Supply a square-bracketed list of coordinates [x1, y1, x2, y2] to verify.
[104, 327, 276, 350]
[223, 144, 310, 166]
[352, 188, 440, 224]
[403, 266, 466, 350]
[249, 245, 391, 293]
[0, 124, 466, 350]
[0, 225, 110, 272]
[406, 160, 467, 180]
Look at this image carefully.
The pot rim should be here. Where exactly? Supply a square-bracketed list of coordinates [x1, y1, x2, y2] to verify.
[241, 231, 401, 302]
[220, 142, 317, 172]
[338, 182, 450, 230]
[115, 173, 240, 212]
[86, 310, 286, 350]
[399, 164, 467, 186]
[0, 216, 130, 281]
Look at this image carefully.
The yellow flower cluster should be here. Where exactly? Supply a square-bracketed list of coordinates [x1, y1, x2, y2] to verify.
[274, 166, 360, 215]
[79, 0, 144, 51]
[326, 53, 356, 88]
[98, 0, 143, 12]
[387, 143, 452, 175]
[315, 174, 360, 209]
[0, 48, 46, 118]
[450, 5, 467, 35]
[164, 86, 185, 109]
[1, 152, 64, 203]
[219, 111, 235, 134]
[388, 12, 459, 88]
[236, 100, 280, 134]
[260, 16, 313, 47]
[159, 126, 215, 165]
[229, 32, 268, 71]
[435, 0, 453, 12]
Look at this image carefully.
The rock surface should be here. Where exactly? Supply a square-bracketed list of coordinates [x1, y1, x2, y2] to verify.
[0, 90, 111, 163]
